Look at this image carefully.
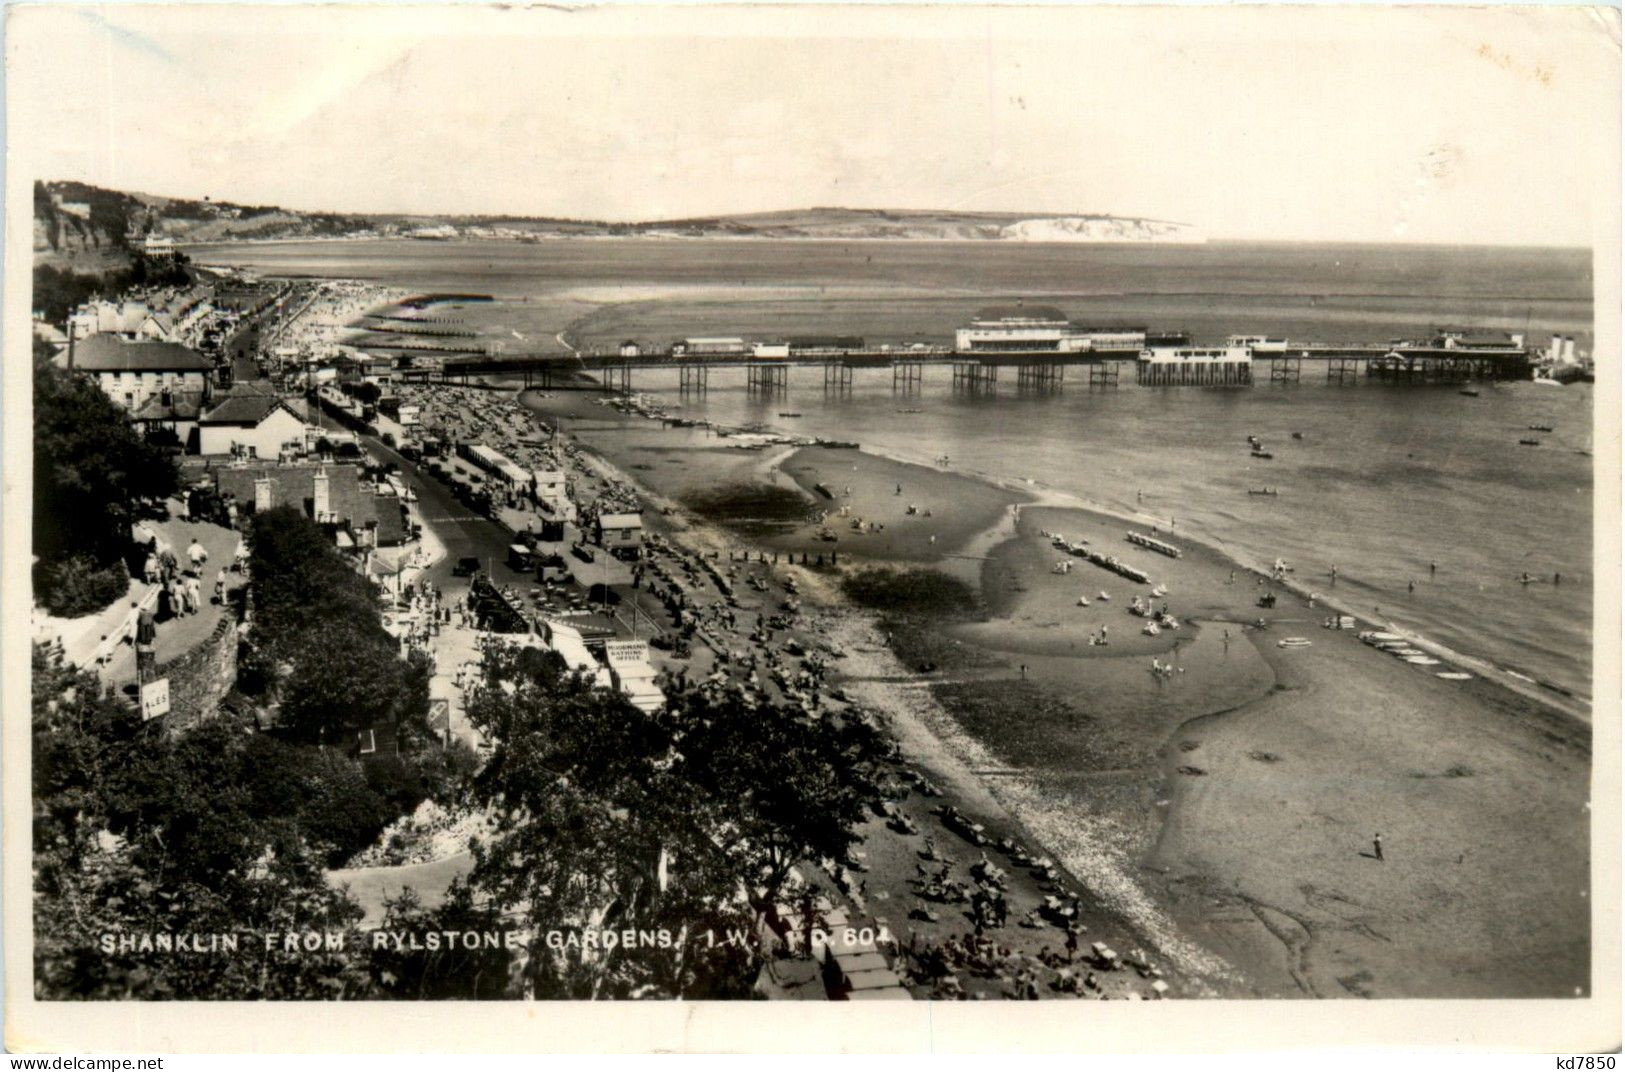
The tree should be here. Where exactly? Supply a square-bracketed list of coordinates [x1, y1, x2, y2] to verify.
[277, 615, 410, 746]
[33, 361, 178, 615]
[671, 678, 883, 909]
[31, 645, 375, 999]
[243, 507, 433, 749]
[31, 265, 129, 325]
[461, 642, 756, 999]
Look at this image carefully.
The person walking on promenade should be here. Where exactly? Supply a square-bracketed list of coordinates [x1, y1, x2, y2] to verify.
[213, 571, 226, 605]
[135, 605, 157, 683]
[185, 575, 202, 616]
[187, 538, 208, 573]
[1373, 833, 1384, 861]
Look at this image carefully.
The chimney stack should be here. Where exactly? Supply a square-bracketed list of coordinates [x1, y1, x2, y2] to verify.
[313, 467, 331, 522]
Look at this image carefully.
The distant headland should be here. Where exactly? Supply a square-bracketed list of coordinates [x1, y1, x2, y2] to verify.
[35, 180, 1203, 271]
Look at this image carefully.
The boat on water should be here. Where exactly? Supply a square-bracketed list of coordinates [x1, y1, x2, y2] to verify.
[779, 412, 802, 418]
[816, 439, 860, 449]
[1460, 388, 1480, 397]
[1529, 424, 1555, 432]
[1251, 451, 1274, 460]
[1248, 487, 1278, 496]
[1291, 432, 1304, 440]
[896, 408, 923, 414]
[1246, 435, 1262, 447]
[1518, 438, 1542, 446]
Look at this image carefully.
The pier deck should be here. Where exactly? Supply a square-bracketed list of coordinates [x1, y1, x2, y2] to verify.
[434, 343, 1532, 390]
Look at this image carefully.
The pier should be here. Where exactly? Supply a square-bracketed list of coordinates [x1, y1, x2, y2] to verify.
[436, 342, 1534, 395]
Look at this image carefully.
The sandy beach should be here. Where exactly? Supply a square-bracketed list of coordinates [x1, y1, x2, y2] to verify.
[522, 388, 1593, 999]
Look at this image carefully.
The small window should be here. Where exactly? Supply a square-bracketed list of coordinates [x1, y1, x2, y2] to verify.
[357, 728, 376, 755]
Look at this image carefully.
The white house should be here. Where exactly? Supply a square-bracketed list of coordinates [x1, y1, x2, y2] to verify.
[594, 513, 643, 558]
[70, 301, 177, 343]
[66, 335, 214, 412]
[197, 394, 309, 458]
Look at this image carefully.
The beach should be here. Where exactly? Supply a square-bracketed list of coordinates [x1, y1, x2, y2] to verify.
[521, 386, 1592, 998]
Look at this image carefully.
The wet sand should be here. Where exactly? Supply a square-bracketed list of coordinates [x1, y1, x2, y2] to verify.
[521, 388, 1592, 999]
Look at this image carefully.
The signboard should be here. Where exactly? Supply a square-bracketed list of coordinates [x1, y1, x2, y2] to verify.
[428, 699, 452, 745]
[604, 640, 649, 667]
[140, 677, 171, 722]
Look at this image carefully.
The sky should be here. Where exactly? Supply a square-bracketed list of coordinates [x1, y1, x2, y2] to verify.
[6, 4, 1619, 244]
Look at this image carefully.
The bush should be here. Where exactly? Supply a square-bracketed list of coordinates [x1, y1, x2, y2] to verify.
[362, 755, 432, 814]
[35, 555, 130, 618]
[305, 750, 395, 866]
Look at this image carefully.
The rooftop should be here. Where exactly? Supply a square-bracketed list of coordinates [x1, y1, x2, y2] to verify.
[132, 389, 206, 422]
[212, 462, 406, 545]
[972, 304, 1068, 324]
[69, 335, 212, 373]
[200, 393, 300, 426]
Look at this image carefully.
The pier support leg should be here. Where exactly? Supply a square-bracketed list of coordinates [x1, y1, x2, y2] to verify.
[823, 362, 853, 395]
[679, 363, 709, 395]
[892, 362, 923, 393]
[747, 363, 788, 396]
[1016, 362, 1064, 392]
[952, 362, 996, 394]
[1086, 361, 1121, 388]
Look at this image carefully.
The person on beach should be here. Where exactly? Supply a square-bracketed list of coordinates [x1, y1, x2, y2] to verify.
[1408, 580, 1415, 594]
[1223, 630, 1230, 653]
[1373, 833, 1384, 861]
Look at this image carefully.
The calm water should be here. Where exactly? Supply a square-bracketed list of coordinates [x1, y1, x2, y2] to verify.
[618, 369, 1595, 705]
[191, 239, 1596, 703]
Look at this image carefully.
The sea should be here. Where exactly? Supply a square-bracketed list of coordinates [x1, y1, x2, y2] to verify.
[190, 238, 1597, 706]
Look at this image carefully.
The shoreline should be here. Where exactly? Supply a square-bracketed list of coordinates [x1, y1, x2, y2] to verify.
[557, 389, 1588, 727]
[520, 386, 1591, 998]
